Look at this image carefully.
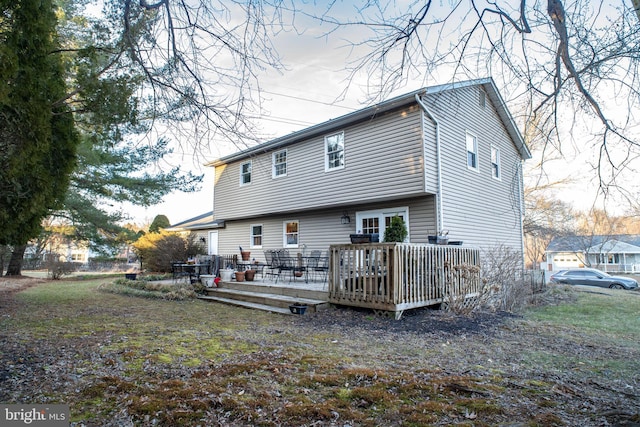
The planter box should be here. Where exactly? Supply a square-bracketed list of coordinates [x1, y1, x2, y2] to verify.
[350, 233, 379, 244]
[428, 235, 449, 245]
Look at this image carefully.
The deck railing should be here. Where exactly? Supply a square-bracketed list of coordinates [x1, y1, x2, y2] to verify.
[328, 243, 481, 316]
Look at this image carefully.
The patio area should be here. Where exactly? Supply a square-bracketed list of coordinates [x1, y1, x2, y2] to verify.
[197, 243, 481, 319]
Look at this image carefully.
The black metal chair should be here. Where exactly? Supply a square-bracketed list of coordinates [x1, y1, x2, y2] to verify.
[314, 251, 329, 284]
[263, 250, 280, 282]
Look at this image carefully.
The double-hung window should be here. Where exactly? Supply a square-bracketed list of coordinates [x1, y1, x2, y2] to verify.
[250, 224, 263, 248]
[325, 132, 344, 171]
[491, 146, 501, 179]
[240, 161, 251, 185]
[273, 150, 287, 178]
[466, 132, 478, 170]
[283, 221, 299, 248]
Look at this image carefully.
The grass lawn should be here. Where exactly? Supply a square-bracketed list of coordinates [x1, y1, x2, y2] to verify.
[1, 278, 639, 426]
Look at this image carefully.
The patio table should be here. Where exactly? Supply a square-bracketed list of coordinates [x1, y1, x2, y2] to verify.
[173, 263, 209, 283]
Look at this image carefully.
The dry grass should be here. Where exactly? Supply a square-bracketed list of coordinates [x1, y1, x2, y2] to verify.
[0, 277, 639, 426]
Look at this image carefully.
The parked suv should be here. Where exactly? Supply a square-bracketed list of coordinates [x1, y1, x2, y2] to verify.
[549, 268, 639, 290]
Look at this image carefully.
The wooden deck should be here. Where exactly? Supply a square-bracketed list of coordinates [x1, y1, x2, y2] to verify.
[328, 243, 481, 319]
[200, 243, 480, 319]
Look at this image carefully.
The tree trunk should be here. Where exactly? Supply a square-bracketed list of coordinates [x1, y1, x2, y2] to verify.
[5, 244, 26, 276]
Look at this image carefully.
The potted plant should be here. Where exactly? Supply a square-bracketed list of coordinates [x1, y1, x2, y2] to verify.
[234, 270, 245, 282]
[244, 269, 256, 281]
[428, 230, 449, 245]
[383, 216, 408, 243]
[220, 268, 234, 281]
[239, 246, 251, 261]
[289, 303, 308, 315]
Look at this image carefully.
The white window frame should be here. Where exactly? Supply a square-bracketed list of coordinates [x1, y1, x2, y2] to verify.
[272, 149, 287, 178]
[283, 220, 299, 248]
[240, 161, 252, 186]
[490, 145, 501, 180]
[325, 131, 345, 171]
[466, 132, 479, 171]
[250, 224, 263, 249]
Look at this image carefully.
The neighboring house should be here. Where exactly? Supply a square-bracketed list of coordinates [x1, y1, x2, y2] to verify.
[173, 78, 531, 263]
[545, 234, 640, 273]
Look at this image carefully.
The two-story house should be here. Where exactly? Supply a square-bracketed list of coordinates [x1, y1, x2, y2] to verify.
[173, 78, 531, 263]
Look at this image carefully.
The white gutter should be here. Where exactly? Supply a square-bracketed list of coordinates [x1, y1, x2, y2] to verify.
[415, 94, 444, 232]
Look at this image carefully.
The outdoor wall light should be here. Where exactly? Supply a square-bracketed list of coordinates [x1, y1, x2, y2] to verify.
[341, 212, 351, 224]
[200, 237, 206, 243]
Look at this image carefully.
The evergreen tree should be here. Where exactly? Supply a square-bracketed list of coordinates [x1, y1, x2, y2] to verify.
[0, 0, 80, 274]
[149, 215, 171, 233]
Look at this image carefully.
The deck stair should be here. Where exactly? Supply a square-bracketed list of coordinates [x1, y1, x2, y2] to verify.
[198, 280, 329, 315]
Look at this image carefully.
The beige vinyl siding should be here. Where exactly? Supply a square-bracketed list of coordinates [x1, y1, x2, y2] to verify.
[214, 196, 437, 260]
[425, 86, 524, 250]
[214, 105, 426, 219]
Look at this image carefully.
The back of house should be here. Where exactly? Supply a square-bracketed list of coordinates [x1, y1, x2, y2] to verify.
[178, 78, 531, 265]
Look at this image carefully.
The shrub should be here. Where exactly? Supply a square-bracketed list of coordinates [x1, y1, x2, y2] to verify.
[45, 255, 76, 280]
[133, 231, 205, 273]
[442, 263, 483, 316]
[383, 216, 408, 243]
[480, 244, 529, 312]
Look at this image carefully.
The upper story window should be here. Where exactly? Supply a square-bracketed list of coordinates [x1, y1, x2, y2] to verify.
[240, 161, 251, 185]
[273, 150, 287, 178]
[325, 132, 345, 171]
[250, 224, 263, 248]
[491, 146, 501, 179]
[283, 220, 299, 248]
[466, 132, 478, 171]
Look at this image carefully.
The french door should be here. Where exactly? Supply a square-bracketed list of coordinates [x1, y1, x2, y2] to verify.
[355, 207, 409, 242]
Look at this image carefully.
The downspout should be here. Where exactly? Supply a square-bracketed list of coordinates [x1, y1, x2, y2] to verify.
[415, 94, 444, 232]
[517, 160, 527, 273]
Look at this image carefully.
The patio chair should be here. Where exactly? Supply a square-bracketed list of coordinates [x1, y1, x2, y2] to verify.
[210, 255, 223, 278]
[313, 251, 329, 285]
[263, 250, 281, 282]
[275, 250, 298, 283]
[306, 250, 322, 281]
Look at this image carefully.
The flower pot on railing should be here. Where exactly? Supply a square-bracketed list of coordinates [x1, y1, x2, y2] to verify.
[240, 251, 251, 261]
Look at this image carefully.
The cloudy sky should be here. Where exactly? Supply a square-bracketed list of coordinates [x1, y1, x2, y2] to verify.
[123, 1, 638, 226]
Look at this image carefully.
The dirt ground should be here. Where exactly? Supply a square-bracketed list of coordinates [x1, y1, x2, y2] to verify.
[1, 276, 639, 426]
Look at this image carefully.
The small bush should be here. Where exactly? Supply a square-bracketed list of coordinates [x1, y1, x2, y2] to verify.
[45, 255, 76, 280]
[383, 216, 408, 243]
[442, 263, 483, 316]
[481, 244, 529, 312]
